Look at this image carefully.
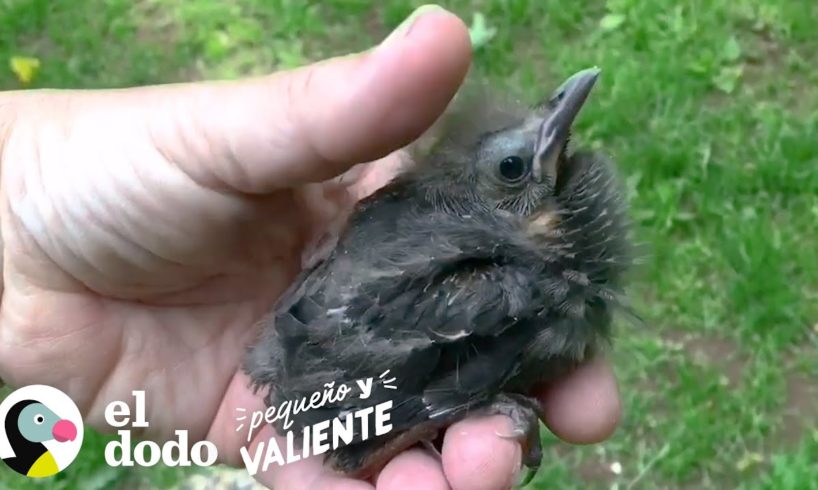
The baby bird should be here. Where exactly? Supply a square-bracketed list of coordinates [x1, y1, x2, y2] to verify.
[245, 68, 632, 481]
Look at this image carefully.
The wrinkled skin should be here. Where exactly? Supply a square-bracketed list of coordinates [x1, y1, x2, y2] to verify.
[0, 8, 620, 490]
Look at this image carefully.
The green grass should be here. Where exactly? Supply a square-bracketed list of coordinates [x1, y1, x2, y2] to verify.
[2, 0, 817, 488]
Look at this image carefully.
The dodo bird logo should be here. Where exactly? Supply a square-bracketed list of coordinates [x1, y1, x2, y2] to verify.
[0, 385, 84, 478]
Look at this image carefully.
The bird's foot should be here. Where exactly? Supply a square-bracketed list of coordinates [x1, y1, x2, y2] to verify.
[484, 393, 543, 488]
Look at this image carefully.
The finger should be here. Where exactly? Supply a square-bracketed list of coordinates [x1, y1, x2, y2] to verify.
[93, 5, 470, 194]
[538, 356, 621, 444]
[250, 424, 375, 490]
[441, 415, 522, 490]
[206, 371, 268, 466]
[376, 447, 451, 490]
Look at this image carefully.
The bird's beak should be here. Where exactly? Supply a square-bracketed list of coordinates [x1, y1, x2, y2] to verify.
[533, 67, 601, 183]
[52, 419, 77, 442]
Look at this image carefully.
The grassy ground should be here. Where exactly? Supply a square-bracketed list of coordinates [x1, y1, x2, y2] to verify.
[2, 0, 817, 488]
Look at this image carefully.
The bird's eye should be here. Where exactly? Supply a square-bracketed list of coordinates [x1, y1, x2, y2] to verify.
[33, 414, 44, 425]
[498, 156, 529, 182]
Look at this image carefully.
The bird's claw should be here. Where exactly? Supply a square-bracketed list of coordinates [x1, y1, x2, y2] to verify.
[421, 439, 442, 460]
[484, 394, 544, 487]
[495, 427, 528, 440]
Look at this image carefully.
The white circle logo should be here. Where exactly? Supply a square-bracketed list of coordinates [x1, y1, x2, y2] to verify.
[0, 385, 84, 478]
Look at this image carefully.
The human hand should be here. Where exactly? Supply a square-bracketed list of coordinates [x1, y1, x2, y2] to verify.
[0, 6, 620, 490]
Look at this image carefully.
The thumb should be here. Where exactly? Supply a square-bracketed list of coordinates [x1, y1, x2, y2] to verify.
[98, 5, 470, 193]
